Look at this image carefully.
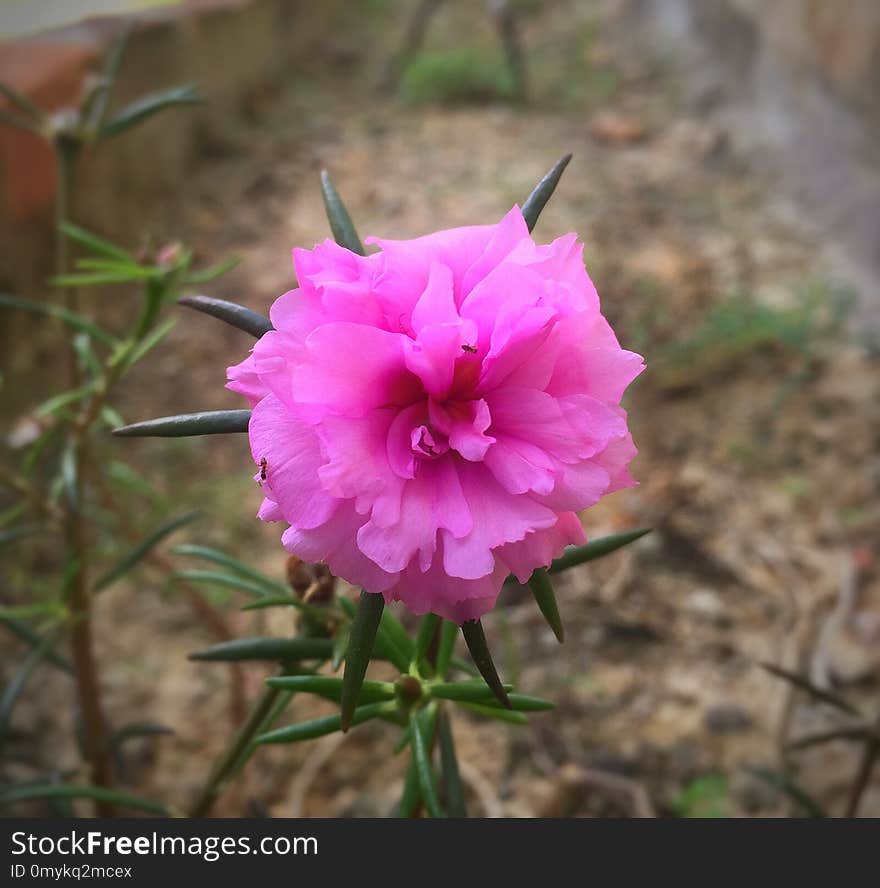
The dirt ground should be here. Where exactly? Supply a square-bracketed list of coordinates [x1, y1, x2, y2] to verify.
[4, 0, 880, 817]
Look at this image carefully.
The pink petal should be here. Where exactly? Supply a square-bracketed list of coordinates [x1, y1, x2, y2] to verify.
[248, 394, 337, 530]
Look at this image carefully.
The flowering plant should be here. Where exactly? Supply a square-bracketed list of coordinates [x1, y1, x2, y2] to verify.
[116, 158, 649, 816]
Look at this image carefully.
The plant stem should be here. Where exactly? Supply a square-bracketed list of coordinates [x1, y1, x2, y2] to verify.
[55, 138, 115, 816]
[845, 710, 880, 817]
[189, 683, 286, 818]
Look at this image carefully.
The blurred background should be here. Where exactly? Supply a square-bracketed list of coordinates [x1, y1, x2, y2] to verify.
[1, 0, 878, 817]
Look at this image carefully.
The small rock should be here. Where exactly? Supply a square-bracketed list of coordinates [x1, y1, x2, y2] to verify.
[704, 704, 754, 734]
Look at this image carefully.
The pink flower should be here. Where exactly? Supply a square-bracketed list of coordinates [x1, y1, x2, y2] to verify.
[227, 207, 644, 622]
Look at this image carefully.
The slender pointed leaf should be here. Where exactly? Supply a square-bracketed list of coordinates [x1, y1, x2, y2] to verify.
[101, 84, 202, 139]
[431, 683, 551, 712]
[413, 613, 441, 671]
[266, 675, 395, 705]
[521, 153, 572, 232]
[0, 293, 115, 344]
[94, 511, 199, 592]
[397, 755, 422, 817]
[188, 637, 332, 663]
[409, 709, 444, 817]
[183, 257, 241, 285]
[125, 317, 177, 368]
[331, 625, 350, 672]
[456, 701, 528, 725]
[172, 544, 286, 594]
[256, 701, 391, 745]
[436, 620, 458, 678]
[760, 662, 859, 716]
[379, 609, 416, 670]
[178, 294, 272, 338]
[0, 783, 168, 816]
[84, 25, 132, 129]
[113, 409, 251, 437]
[0, 617, 72, 673]
[528, 568, 564, 642]
[320, 170, 365, 255]
[240, 595, 307, 612]
[176, 569, 272, 599]
[437, 711, 466, 817]
[0, 81, 43, 121]
[548, 528, 651, 574]
[0, 627, 64, 736]
[460, 620, 511, 709]
[341, 591, 385, 731]
[51, 271, 149, 287]
[59, 222, 132, 262]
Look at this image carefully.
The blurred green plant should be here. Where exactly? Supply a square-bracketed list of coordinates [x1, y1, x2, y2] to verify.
[671, 774, 729, 818]
[657, 280, 856, 389]
[399, 47, 517, 105]
[0, 25, 209, 817]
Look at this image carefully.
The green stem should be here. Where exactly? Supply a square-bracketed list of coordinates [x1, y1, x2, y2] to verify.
[54, 137, 115, 816]
[189, 685, 280, 818]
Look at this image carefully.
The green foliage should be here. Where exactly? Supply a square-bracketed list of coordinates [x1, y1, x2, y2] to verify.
[671, 774, 730, 818]
[659, 281, 856, 386]
[399, 48, 516, 105]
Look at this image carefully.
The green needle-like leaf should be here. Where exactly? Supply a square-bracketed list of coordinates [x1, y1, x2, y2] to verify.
[0, 293, 115, 345]
[0, 784, 169, 816]
[256, 701, 391, 745]
[320, 170, 365, 255]
[430, 682, 551, 712]
[113, 409, 251, 437]
[528, 567, 564, 642]
[188, 637, 332, 663]
[331, 625, 350, 672]
[456, 701, 528, 725]
[0, 627, 64, 737]
[460, 620, 511, 709]
[379, 609, 416, 670]
[341, 591, 386, 731]
[435, 620, 458, 678]
[125, 317, 177, 369]
[266, 675, 395, 705]
[183, 256, 240, 285]
[172, 544, 287, 595]
[397, 755, 422, 817]
[59, 222, 133, 262]
[437, 711, 466, 817]
[100, 84, 202, 139]
[0, 81, 44, 121]
[521, 153, 572, 233]
[178, 294, 272, 338]
[0, 617, 72, 673]
[547, 528, 651, 574]
[175, 569, 271, 599]
[409, 709, 444, 818]
[94, 511, 199, 592]
[413, 613, 441, 671]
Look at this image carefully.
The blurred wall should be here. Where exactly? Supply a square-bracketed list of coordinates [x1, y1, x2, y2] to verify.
[0, 0, 347, 352]
[635, 0, 880, 325]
